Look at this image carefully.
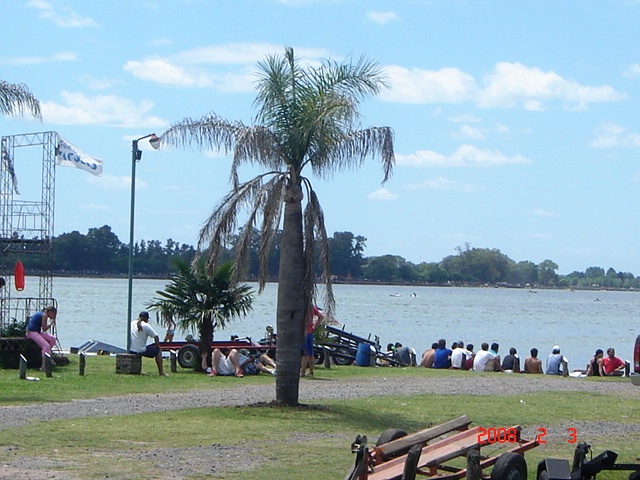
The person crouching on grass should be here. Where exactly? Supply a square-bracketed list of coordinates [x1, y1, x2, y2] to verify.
[130, 311, 167, 376]
[26, 305, 58, 371]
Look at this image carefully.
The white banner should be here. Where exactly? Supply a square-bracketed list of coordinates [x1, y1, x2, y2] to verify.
[1, 145, 20, 194]
[56, 136, 103, 177]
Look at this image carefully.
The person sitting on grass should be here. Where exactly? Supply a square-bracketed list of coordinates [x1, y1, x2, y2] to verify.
[600, 347, 629, 377]
[523, 348, 543, 374]
[545, 345, 568, 377]
[501, 347, 520, 373]
[432, 338, 452, 369]
[586, 349, 604, 376]
[420, 342, 438, 368]
[208, 348, 245, 377]
[239, 349, 277, 376]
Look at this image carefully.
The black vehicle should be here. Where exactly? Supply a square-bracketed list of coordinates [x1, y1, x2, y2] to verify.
[537, 442, 640, 480]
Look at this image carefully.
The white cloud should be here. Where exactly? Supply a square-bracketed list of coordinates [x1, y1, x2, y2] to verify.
[381, 61, 625, 109]
[124, 44, 334, 90]
[175, 43, 332, 66]
[88, 174, 146, 191]
[381, 65, 476, 104]
[529, 208, 559, 217]
[452, 124, 485, 140]
[124, 57, 213, 87]
[42, 91, 168, 128]
[4, 52, 76, 66]
[27, 0, 98, 28]
[368, 187, 398, 200]
[590, 122, 640, 148]
[478, 62, 625, 109]
[396, 145, 531, 167]
[80, 203, 112, 211]
[449, 113, 481, 123]
[78, 74, 119, 90]
[623, 63, 640, 79]
[408, 177, 483, 192]
[366, 11, 399, 25]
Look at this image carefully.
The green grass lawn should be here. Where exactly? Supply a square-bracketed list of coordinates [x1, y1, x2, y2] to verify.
[1, 355, 638, 480]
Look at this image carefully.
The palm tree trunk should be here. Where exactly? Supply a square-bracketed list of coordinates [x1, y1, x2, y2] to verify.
[275, 185, 306, 405]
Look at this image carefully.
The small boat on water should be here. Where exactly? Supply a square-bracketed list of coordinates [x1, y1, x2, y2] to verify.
[389, 293, 401, 297]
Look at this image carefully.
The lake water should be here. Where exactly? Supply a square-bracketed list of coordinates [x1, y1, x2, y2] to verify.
[13, 277, 640, 370]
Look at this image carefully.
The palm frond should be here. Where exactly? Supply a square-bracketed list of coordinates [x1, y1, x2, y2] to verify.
[147, 259, 254, 335]
[0, 80, 41, 119]
[159, 112, 242, 154]
[197, 172, 285, 275]
[302, 179, 335, 317]
[309, 126, 395, 182]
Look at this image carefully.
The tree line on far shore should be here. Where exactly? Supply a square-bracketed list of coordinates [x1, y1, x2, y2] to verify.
[3, 226, 639, 289]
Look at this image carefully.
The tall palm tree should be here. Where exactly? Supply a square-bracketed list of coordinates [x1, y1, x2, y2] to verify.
[159, 48, 394, 405]
[0, 80, 41, 119]
[147, 259, 253, 370]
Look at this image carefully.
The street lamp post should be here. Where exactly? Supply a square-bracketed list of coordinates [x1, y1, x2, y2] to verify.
[126, 133, 159, 350]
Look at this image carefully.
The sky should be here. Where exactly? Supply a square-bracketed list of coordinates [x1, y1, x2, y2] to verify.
[1, 0, 640, 275]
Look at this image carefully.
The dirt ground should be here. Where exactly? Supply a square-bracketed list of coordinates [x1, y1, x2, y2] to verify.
[1, 373, 638, 479]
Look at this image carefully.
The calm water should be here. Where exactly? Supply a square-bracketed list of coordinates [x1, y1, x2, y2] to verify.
[15, 277, 640, 370]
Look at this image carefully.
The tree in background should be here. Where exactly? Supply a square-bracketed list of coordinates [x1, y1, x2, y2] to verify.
[328, 231, 366, 280]
[158, 48, 394, 405]
[147, 259, 253, 371]
[538, 259, 559, 286]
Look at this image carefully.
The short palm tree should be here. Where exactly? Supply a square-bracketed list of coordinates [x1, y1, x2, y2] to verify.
[158, 48, 394, 405]
[147, 259, 253, 370]
[0, 80, 41, 119]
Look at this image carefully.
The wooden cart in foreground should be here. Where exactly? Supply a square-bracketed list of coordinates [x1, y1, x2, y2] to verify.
[345, 415, 539, 480]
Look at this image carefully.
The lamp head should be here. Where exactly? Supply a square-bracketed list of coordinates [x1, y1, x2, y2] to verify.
[148, 134, 161, 150]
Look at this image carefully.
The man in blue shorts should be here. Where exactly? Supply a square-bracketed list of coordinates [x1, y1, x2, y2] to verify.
[130, 311, 167, 376]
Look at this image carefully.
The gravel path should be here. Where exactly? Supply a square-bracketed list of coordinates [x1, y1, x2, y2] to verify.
[1, 373, 638, 479]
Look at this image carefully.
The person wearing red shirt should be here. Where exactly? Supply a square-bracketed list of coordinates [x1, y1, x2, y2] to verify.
[600, 347, 629, 376]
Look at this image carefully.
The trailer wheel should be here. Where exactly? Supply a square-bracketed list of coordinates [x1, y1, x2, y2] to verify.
[314, 347, 325, 365]
[177, 344, 200, 369]
[332, 346, 355, 366]
[376, 428, 408, 446]
[491, 452, 527, 480]
[537, 470, 549, 480]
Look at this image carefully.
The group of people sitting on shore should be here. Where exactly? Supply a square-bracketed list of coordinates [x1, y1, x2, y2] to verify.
[415, 339, 630, 377]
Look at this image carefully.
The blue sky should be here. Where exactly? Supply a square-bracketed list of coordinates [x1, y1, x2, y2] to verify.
[2, 0, 640, 275]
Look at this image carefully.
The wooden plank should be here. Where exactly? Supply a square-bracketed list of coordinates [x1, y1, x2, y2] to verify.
[368, 427, 482, 480]
[372, 415, 472, 463]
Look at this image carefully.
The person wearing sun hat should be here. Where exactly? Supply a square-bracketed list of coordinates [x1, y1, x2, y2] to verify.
[130, 311, 167, 376]
[545, 345, 568, 377]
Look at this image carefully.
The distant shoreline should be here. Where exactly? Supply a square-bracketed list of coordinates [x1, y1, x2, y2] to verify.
[44, 274, 640, 293]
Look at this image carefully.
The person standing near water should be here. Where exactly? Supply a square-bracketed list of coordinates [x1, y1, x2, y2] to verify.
[300, 305, 324, 377]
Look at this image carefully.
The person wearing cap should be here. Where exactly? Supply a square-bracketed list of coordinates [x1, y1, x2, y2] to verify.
[130, 311, 167, 376]
[545, 345, 568, 376]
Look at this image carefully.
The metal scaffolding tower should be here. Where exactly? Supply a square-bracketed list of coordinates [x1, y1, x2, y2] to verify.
[0, 131, 57, 331]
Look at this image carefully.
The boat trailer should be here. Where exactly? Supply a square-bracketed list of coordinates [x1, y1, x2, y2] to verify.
[345, 415, 539, 480]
